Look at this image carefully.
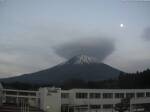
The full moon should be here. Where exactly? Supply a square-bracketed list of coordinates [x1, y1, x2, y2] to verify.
[120, 24, 124, 28]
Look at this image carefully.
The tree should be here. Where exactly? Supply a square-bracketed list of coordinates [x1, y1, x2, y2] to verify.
[114, 98, 130, 112]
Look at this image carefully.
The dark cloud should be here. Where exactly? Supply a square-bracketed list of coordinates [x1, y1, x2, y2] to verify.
[53, 37, 115, 61]
[143, 27, 150, 41]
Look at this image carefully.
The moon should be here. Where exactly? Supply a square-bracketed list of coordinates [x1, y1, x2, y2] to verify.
[120, 24, 124, 28]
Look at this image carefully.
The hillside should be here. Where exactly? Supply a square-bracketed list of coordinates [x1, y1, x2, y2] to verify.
[0, 55, 122, 85]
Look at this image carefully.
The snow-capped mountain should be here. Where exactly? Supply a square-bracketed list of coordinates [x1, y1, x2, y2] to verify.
[66, 55, 99, 64]
[0, 55, 122, 84]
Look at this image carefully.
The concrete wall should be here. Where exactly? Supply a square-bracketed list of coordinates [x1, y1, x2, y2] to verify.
[39, 87, 61, 112]
[61, 89, 150, 112]
[1, 86, 150, 112]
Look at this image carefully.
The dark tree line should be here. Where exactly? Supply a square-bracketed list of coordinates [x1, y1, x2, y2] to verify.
[62, 69, 150, 89]
[118, 69, 150, 89]
[61, 69, 150, 89]
[61, 79, 119, 89]
[1, 69, 150, 90]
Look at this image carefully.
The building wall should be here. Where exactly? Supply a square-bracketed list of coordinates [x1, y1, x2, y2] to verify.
[61, 89, 150, 112]
[1, 88, 40, 108]
[1, 86, 150, 112]
[39, 87, 61, 112]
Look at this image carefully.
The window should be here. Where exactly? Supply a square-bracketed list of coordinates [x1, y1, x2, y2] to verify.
[115, 93, 124, 98]
[61, 93, 69, 98]
[5, 91, 17, 95]
[136, 92, 145, 98]
[29, 92, 36, 96]
[61, 104, 69, 112]
[76, 93, 88, 99]
[90, 93, 101, 99]
[19, 92, 29, 96]
[146, 92, 150, 97]
[126, 93, 135, 98]
[103, 104, 113, 109]
[90, 105, 101, 109]
[77, 105, 88, 108]
[103, 93, 113, 99]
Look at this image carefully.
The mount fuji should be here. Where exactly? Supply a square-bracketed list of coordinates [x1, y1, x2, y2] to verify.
[0, 55, 122, 84]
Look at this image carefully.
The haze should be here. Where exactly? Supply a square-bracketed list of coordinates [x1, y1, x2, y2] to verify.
[0, 0, 150, 78]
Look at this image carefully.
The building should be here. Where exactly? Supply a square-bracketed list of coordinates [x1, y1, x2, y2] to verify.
[2, 88, 40, 107]
[0, 83, 3, 106]
[0, 84, 150, 112]
[39, 87, 61, 112]
[40, 88, 150, 112]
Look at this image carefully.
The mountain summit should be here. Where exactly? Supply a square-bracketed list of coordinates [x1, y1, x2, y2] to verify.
[0, 55, 122, 84]
[66, 55, 99, 65]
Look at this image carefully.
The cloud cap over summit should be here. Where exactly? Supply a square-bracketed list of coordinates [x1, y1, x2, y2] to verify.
[53, 37, 115, 62]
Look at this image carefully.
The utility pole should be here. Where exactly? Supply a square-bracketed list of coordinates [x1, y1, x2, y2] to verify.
[21, 99, 22, 112]
[27, 103, 29, 112]
[23, 99, 24, 112]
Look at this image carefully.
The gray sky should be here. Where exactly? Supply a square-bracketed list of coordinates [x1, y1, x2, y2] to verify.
[0, 0, 150, 78]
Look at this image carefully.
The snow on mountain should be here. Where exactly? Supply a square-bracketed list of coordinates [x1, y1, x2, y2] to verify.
[66, 55, 99, 64]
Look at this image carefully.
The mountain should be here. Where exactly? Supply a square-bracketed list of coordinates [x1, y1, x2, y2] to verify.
[0, 55, 122, 85]
[65, 55, 99, 64]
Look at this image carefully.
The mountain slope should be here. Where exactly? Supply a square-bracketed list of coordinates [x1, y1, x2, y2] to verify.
[0, 55, 122, 84]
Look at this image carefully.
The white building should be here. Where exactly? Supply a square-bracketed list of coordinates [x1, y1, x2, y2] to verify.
[39, 88, 150, 112]
[0, 85, 150, 112]
[2, 88, 40, 107]
[39, 87, 61, 112]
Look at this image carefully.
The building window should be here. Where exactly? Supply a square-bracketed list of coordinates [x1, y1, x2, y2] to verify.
[90, 105, 101, 109]
[103, 93, 113, 99]
[76, 93, 88, 99]
[146, 92, 150, 97]
[61, 104, 69, 112]
[136, 92, 145, 98]
[115, 93, 124, 98]
[126, 93, 135, 98]
[29, 93, 36, 96]
[19, 92, 29, 96]
[90, 93, 101, 99]
[61, 93, 69, 98]
[5, 91, 17, 95]
[103, 104, 113, 109]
